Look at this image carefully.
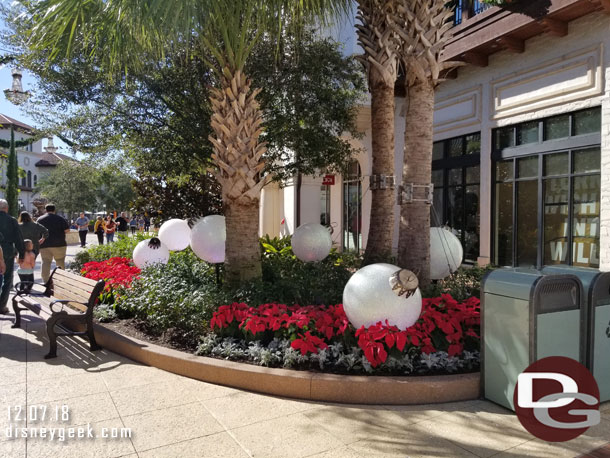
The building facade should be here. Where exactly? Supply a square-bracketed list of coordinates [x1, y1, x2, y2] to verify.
[260, 0, 610, 271]
[0, 115, 66, 213]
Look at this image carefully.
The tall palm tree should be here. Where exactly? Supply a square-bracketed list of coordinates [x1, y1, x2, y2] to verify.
[390, 0, 461, 285]
[21, 0, 350, 285]
[356, 0, 399, 265]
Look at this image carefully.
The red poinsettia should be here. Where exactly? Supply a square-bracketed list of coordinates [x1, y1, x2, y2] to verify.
[81, 257, 141, 292]
[291, 331, 328, 355]
[210, 294, 480, 367]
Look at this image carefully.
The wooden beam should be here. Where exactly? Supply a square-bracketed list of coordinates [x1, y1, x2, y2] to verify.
[601, 0, 610, 14]
[497, 36, 524, 53]
[540, 18, 568, 37]
[462, 51, 488, 67]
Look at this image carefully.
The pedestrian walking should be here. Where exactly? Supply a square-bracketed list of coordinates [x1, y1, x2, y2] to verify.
[94, 216, 105, 245]
[18, 211, 49, 257]
[144, 216, 150, 232]
[105, 216, 116, 243]
[75, 211, 90, 247]
[137, 215, 145, 232]
[37, 204, 70, 283]
[115, 212, 129, 238]
[129, 216, 137, 236]
[0, 199, 23, 313]
[16, 239, 36, 292]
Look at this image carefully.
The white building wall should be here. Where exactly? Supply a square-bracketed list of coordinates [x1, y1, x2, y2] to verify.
[0, 130, 54, 213]
[430, 11, 609, 265]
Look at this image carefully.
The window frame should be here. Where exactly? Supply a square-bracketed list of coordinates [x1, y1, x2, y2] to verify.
[432, 132, 481, 263]
[491, 107, 602, 268]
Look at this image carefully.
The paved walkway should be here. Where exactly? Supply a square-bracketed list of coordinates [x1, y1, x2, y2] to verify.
[1, 235, 609, 457]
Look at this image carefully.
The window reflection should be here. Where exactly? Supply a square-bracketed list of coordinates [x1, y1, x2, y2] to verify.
[573, 175, 600, 268]
[543, 177, 569, 265]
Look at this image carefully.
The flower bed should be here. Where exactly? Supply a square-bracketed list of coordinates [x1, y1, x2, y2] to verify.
[199, 294, 480, 375]
[81, 257, 141, 305]
[76, 247, 482, 376]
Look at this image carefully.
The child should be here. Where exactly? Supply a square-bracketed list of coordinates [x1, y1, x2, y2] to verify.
[17, 239, 36, 291]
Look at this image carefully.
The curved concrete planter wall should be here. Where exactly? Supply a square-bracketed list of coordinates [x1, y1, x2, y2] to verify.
[93, 323, 481, 405]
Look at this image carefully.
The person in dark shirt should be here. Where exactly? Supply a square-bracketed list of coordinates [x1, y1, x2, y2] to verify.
[0, 199, 25, 313]
[37, 203, 70, 283]
[115, 212, 129, 239]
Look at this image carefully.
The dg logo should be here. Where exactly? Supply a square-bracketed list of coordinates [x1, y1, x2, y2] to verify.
[514, 356, 600, 442]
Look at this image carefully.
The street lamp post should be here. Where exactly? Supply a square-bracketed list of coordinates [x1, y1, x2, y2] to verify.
[4, 69, 31, 217]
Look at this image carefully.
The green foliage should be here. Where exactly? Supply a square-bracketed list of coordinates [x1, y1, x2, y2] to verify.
[232, 236, 359, 307]
[70, 234, 148, 272]
[37, 160, 98, 217]
[118, 250, 229, 347]
[420, 265, 495, 302]
[97, 166, 136, 213]
[83, 235, 359, 346]
[93, 303, 118, 322]
[247, 28, 366, 181]
[36, 160, 135, 218]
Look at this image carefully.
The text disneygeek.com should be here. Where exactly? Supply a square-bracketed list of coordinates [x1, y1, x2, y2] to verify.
[4, 405, 132, 442]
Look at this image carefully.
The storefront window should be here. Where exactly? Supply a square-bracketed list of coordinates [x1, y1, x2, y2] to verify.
[432, 133, 480, 263]
[343, 161, 361, 252]
[493, 109, 601, 268]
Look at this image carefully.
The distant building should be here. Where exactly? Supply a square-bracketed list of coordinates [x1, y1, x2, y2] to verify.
[0, 114, 70, 213]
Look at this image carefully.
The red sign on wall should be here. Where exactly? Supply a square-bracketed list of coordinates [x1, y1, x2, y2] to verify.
[322, 175, 335, 185]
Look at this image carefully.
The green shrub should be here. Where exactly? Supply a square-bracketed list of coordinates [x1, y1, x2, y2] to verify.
[421, 264, 495, 301]
[70, 234, 149, 272]
[232, 236, 360, 306]
[110, 237, 360, 345]
[117, 250, 230, 346]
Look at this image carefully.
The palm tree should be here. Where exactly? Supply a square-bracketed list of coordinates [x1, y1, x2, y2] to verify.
[356, 0, 399, 266]
[21, 0, 350, 285]
[390, 0, 461, 285]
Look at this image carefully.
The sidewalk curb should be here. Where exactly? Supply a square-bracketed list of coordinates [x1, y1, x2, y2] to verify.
[91, 323, 481, 405]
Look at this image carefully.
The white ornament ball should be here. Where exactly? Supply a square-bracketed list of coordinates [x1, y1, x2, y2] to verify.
[158, 219, 191, 251]
[190, 215, 226, 263]
[343, 263, 422, 330]
[291, 223, 332, 262]
[133, 238, 170, 269]
[430, 227, 463, 280]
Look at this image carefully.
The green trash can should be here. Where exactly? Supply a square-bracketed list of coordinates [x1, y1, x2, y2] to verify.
[542, 265, 610, 402]
[482, 268, 584, 410]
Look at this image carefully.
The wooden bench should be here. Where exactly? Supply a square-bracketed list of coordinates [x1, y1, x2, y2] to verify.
[12, 268, 106, 359]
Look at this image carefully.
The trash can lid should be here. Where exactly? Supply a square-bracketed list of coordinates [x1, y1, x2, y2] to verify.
[482, 268, 542, 300]
[542, 265, 610, 306]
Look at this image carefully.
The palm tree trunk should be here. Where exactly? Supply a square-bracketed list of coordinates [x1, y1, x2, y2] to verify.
[363, 71, 395, 265]
[209, 69, 268, 286]
[398, 80, 435, 286]
[224, 200, 262, 283]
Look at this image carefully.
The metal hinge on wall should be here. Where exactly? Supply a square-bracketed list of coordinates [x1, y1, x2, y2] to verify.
[369, 174, 396, 190]
[398, 183, 434, 205]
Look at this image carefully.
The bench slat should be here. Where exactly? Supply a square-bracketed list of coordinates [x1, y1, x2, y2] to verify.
[51, 286, 91, 307]
[52, 282, 93, 299]
[53, 270, 99, 289]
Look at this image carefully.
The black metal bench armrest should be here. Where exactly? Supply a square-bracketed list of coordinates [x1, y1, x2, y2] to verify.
[14, 282, 47, 296]
[49, 299, 88, 314]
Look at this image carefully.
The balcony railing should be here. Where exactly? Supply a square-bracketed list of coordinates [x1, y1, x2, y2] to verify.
[453, 0, 493, 25]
